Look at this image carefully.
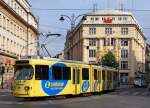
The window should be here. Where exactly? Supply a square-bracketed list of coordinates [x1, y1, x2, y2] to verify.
[89, 38, 96, 46]
[35, 65, 49, 80]
[112, 17, 115, 20]
[91, 18, 94, 21]
[89, 28, 96, 35]
[121, 39, 128, 46]
[118, 17, 122, 21]
[105, 28, 112, 35]
[110, 72, 112, 81]
[104, 38, 106, 46]
[52, 66, 61, 80]
[14, 65, 33, 80]
[120, 73, 128, 84]
[123, 17, 127, 21]
[3, 16, 6, 29]
[94, 69, 98, 80]
[104, 38, 115, 46]
[62, 67, 71, 80]
[121, 49, 128, 58]
[111, 38, 116, 46]
[121, 61, 128, 70]
[102, 17, 106, 20]
[113, 72, 118, 81]
[89, 50, 96, 57]
[0, 13, 2, 27]
[82, 68, 89, 80]
[95, 18, 99, 21]
[52, 66, 71, 80]
[102, 70, 105, 80]
[121, 28, 128, 35]
[107, 71, 111, 81]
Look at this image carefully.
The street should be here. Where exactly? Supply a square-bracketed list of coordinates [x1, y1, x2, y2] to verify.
[0, 87, 150, 108]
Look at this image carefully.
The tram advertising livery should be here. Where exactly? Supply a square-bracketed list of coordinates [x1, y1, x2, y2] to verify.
[12, 58, 119, 98]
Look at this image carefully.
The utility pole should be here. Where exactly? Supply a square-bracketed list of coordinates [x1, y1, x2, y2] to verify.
[37, 16, 40, 57]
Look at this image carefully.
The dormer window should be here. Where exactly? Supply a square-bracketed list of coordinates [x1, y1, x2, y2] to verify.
[95, 18, 99, 21]
[118, 17, 122, 21]
[102, 17, 105, 20]
[112, 17, 115, 20]
[91, 18, 94, 21]
[123, 17, 127, 21]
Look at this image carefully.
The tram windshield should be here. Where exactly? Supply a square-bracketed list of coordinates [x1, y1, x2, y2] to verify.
[14, 65, 33, 80]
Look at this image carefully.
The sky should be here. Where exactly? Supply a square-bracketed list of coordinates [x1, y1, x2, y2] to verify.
[29, 0, 150, 57]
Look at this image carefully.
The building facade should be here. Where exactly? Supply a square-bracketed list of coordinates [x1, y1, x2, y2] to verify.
[0, 0, 38, 88]
[145, 44, 150, 82]
[64, 10, 146, 84]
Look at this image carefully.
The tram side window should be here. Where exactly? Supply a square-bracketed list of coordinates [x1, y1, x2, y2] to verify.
[52, 66, 62, 80]
[107, 71, 110, 81]
[110, 72, 112, 81]
[63, 67, 71, 80]
[94, 69, 98, 80]
[102, 70, 105, 80]
[35, 65, 49, 80]
[113, 72, 118, 81]
[52, 66, 71, 80]
[82, 68, 89, 80]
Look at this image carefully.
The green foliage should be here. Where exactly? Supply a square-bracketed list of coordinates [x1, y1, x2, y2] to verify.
[100, 51, 118, 68]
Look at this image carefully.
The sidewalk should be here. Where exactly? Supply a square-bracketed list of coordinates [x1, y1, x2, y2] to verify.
[0, 89, 11, 93]
[119, 84, 133, 89]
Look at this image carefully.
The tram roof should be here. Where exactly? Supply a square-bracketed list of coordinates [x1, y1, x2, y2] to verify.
[18, 56, 117, 70]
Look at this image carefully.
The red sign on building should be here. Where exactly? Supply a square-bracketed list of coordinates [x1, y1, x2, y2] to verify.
[5, 59, 11, 64]
[103, 18, 113, 23]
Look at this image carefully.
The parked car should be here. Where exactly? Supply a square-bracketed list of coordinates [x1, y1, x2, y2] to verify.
[134, 77, 147, 87]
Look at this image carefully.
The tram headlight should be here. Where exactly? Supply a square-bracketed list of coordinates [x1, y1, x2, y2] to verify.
[24, 86, 30, 91]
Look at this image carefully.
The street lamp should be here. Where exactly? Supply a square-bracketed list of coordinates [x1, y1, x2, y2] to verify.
[59, 14, 86, 30]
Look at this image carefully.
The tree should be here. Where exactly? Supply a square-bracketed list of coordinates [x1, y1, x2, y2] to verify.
[100, 51, 118, 68]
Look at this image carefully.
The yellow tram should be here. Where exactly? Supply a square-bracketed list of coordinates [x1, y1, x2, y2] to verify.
[12, 58, 119, 98]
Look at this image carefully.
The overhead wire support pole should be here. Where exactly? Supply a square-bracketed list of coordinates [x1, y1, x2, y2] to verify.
[37, 16, 40, 57]
[40, 33, 61, 58]
[41, 44, 52, 58]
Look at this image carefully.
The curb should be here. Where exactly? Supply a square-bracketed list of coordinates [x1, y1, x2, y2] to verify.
[0, 89, 11, 93]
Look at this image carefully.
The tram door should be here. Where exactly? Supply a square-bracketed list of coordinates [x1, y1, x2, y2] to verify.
[98, 70, 101, 92]
[72, 67, 80, 95]
[102, 70, 106, 91]
[94, 69, 101, 92]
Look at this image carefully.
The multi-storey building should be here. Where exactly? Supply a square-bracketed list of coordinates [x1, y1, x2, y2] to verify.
[145, 44, 150, 82]
[0, 0, 38, 88]
[64, 10, 146, 84]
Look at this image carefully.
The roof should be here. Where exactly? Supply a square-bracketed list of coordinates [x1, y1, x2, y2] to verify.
[86, 9, 132, 16]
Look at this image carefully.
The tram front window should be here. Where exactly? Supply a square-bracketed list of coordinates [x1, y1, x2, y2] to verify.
[14, 65, 33, 80]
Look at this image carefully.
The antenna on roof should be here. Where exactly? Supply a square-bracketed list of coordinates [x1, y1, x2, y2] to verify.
[120, 3, 124, 11]
[107, 0, 110, 9]
[93, 0, 98, 12]
[132, 0, 134, 10]
[119, 0, 124, 11]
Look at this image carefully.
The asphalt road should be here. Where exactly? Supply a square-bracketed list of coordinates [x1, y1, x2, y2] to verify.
[0, 87, 150, 108]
